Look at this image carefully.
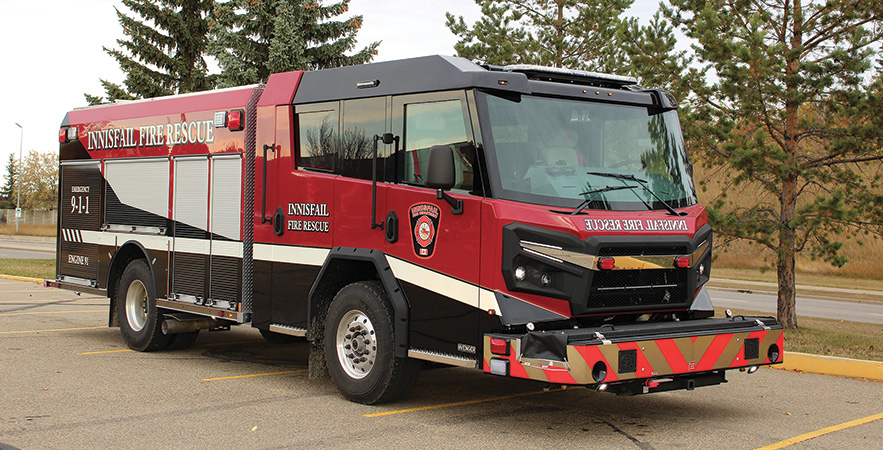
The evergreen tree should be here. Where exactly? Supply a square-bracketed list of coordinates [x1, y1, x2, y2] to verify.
[445, 0, 633, 71]
[618, 10, 697, 105]
[210, 0, 379, 87]
[2, 153, 17, 200]
[86, 0, 215, 105]
[643, 0, 883, 329]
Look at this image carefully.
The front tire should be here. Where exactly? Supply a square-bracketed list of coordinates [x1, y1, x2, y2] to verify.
[324, 281, 419, 404]
[117, 259, 170, 352]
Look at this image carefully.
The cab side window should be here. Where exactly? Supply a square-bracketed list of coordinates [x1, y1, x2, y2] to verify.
[339, 97, 388, 181]
[403, 100, 474, 191]
[297, 108, 337, 171]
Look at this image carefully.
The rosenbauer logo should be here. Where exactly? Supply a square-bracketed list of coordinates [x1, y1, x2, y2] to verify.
[409, 203, 440, 258]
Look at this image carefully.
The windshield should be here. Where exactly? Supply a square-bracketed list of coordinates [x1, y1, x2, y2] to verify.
[480, 92, 697, 212]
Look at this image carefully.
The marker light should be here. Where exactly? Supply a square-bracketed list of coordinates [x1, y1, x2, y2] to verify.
[489, 358, 509, 376]
[214, 111, 227, 128]
[514, 266, 526, 281]
[598, 257, 615, 270]
[674, 256, 691, 268]
[490, 338, 510, 356]
[227, 109, 245, 131]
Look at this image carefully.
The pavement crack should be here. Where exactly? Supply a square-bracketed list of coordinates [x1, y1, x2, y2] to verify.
[600, 419, 655, 450]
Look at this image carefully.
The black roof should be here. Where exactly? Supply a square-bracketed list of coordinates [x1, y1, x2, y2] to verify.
[291, 55, 663, 108]
[293, 55, 530, 104]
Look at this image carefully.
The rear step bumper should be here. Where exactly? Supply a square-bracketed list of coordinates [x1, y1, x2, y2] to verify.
[44, 278, 106, 296]
[483, 316, 783, 391]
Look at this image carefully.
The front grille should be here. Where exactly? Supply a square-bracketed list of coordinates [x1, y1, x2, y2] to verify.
[587, 268, 688, 310]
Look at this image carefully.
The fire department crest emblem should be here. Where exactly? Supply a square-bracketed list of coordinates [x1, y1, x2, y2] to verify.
[409, 203, 441, 258]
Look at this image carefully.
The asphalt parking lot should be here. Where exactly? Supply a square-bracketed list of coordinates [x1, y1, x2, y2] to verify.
[1, 278, 881, 450]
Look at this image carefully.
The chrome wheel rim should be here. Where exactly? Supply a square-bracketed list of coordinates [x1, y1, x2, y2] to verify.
[336, 309, 377, 379]
[125, 280, 148, 332]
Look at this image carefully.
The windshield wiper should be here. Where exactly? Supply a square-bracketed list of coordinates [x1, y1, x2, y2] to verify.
[571, 185, 639, 215]
[586, 171, 687, 216]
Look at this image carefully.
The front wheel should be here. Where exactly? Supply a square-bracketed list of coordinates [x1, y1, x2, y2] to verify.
[324, 281, 419, 404]
[116, 259, 170, 352]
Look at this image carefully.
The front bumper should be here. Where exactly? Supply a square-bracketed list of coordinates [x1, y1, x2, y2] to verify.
[483, 316, 783, 392]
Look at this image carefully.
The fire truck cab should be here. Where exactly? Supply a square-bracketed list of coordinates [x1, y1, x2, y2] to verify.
[50, 56, 782, 404]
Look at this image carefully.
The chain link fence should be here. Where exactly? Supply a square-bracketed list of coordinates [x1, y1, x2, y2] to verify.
[0, 209, 57, 226]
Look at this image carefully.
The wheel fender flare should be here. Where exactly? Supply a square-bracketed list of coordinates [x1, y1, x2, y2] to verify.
[308, 247, 409, 358]
[108, 240, 158, 298]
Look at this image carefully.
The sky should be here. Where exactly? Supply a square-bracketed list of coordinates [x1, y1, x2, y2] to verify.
[0, 0, 658, 186]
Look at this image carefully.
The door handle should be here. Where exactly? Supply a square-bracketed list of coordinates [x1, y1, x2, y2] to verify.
[273, 207, 285, 236]
[385, 211, 398, 243]
[261, 144, 275, 224]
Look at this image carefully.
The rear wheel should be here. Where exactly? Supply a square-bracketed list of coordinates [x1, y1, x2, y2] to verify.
[117, 259, 170, 352]
[324, 281, 419, 404]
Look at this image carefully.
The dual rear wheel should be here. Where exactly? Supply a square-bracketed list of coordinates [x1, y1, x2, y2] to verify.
[117, 259, 198, 352]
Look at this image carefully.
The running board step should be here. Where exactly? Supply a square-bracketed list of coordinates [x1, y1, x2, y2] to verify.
[269, 323, 307, 337]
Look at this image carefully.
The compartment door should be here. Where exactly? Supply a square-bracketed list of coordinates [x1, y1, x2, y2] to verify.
[59, 160, 101, 284]
[172, 155, 209, 300]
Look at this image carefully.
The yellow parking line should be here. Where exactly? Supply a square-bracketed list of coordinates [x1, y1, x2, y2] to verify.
[202, 369, 306, 381]
[755, 412, 883, 450]
[0, 326, 107, 335]
[78, 349, 133, 355]
[364, 387, 578, 417]
[0, 309, 104, 316]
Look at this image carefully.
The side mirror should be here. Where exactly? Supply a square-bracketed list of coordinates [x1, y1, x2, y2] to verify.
[425, 145, 463, 214]
[425, 145, 456, 190]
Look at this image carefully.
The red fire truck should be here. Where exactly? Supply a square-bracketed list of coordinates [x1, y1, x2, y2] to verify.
[48, 55, 783, 404]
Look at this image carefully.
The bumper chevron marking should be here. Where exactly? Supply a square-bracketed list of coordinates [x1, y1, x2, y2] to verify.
[484, 328, 784, 385]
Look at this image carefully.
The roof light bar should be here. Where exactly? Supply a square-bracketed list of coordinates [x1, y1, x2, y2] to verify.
[502, 64, 638, 86]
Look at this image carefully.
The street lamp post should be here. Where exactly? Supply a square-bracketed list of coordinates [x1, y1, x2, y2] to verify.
[14, 122, 22, 233]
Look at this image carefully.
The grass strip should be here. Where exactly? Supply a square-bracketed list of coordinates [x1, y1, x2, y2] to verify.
[715, 307, 882, 362]
[0, 225, 57, 236]
[0, 258, 54, 280]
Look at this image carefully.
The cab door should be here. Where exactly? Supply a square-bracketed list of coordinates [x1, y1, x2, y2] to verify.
[383, 91, 484, 358]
